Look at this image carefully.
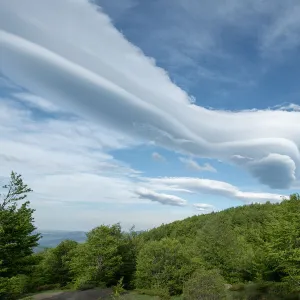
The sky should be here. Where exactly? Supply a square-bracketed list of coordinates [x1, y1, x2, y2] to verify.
[0, 0, 300, 231]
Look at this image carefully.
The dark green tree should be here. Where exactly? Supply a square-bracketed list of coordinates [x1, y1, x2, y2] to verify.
[30, 240, 78, 288]
[182, 269, 227, 300]
[0, 171, 40, 298]
[70, 224, 126, 289]
[135, 238, 201, 295]
[265, 194, 300, 286]
[0, 172, 40, 277]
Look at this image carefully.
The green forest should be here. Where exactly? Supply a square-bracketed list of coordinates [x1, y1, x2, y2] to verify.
[1, 172, 300, 300]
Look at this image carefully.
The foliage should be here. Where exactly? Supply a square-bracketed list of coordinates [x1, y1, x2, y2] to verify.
[135, 238, 201, 295]
[70, 224, 135, 289]
[0, 172, 40, 299]
[228, 281, 300, 300]
[182, 269, 227, 300]
[2, 171, 300, 299]
[138, 194, 300, 297]
[30, 240, 78, 288]
[113, 277, 126, 297]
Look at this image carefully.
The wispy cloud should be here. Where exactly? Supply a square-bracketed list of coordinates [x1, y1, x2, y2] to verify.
[260, 3, 300, 55]
[272, 103, 300, 112]
[0, 0, 300, 190]
[92, 0, 137, 19]
[179, 157, 216, 172]
[145, 177, 285, 204]
[136, 188, 187, 206]
[152, 152, 166, 162]
[13, 92, 59, 112]
[193, 203, 215, 212]
[95, 0, 300, 90]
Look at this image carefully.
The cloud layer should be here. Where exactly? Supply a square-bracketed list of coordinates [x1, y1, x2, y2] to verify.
[0, 95, 287, 229]
[0, 0, 300, 189]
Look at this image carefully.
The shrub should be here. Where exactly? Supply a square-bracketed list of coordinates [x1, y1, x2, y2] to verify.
[135, 238, 199, 295]
[112, 277, 126, 296]
[182, 269, 227, 300]
[73, 275, 96, 291]
[1, 275, 30, 299]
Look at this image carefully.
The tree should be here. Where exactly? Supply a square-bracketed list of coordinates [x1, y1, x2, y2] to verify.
[135, 238, 201, 295]
[0, 171, 40, 298]
[30, 240, 78, 288]
[70, 224, 126, 289]
[264, 194, 300, 286]
[182, 269, 227, 300]
[115, 226, 138, 289]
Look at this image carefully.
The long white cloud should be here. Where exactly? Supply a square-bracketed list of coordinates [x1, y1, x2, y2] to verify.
[0, 0, 300, 188]
[136, 188, 187, 207]
[144, 177, 285, 204]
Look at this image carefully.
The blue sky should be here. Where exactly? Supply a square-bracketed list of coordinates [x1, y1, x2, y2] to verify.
[0, 0, 300, 231]
[97, 0, 300, 110]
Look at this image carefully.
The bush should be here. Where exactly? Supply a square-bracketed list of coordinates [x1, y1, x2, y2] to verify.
[135, 238, 199, 295]
[73, 275, 96, 291]
[112, 277, 126, 296]
[0, 275, 30, 299]
[182, 269, 227, 300]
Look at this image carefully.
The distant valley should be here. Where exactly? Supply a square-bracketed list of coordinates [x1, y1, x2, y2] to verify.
[35, 230, 87, 252]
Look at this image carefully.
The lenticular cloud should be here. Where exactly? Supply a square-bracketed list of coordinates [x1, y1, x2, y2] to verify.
[0, 0, 299, 188]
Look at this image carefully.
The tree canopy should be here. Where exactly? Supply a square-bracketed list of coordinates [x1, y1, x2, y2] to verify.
[0, 172, 40, 299]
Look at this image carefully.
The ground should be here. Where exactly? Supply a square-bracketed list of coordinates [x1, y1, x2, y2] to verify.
[22, 289, 182, 300]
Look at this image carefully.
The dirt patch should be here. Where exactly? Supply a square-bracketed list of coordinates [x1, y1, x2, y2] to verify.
[33, 291, 65, 300]
[39, 288, 113, 300]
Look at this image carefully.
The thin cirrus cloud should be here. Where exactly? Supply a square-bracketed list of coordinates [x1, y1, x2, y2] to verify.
[179, 157, 217, 173]
[12, 92, 60, 113]
[193, 203, 215, 212]
[0, 0, 300, 190]
[152, 152, 166, 162]
[95, 0, 300, 91]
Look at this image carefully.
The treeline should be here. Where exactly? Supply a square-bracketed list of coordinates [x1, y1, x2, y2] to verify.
[1, 172, 300, 299]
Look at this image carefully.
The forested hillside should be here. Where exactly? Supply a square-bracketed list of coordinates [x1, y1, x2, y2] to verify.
[1, 172, 300, 299]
